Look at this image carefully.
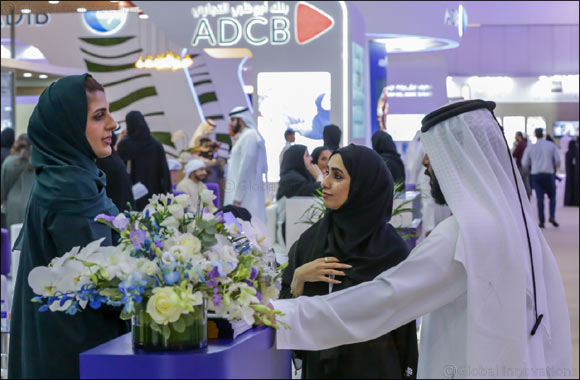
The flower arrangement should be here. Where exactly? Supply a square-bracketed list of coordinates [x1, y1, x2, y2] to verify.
[28, 189, 287, 346]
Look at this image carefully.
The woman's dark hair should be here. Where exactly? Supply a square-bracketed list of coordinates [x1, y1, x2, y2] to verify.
[11, 133, 33, 171]
[85, 76, 104, 93]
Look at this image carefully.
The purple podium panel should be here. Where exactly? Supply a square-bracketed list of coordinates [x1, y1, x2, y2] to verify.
[1, 228, 10, 276]
[80, 327, 291, 379]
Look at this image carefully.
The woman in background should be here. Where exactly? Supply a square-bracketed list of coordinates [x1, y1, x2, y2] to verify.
[1, 134, 35, 228]
[311, 146, 332, 174]
[1, 127, 15, 166]
[277, 145, 323, 201]
[96, 132, 135, 212]
[564, 139, 579, 206]
[117, 110, 172, 210]
[372, 129, 406, 187]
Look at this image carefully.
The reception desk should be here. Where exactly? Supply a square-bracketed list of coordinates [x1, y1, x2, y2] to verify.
[80, 327, 291, 379]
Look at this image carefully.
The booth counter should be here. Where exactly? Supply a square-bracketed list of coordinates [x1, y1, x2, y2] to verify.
[80, 327, 291, 379]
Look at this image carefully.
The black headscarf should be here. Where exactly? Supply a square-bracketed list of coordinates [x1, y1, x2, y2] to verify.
[215, 205, 252, 221]
[284, 144, 408, 292]
[27, 74, 117, 217]
[322, 124, 341, 151]
[372, 130, 406, 186]
[126, 110, 151, 140]
[564, 139, 579, 206]
[1, 127, 15, 166]
[311, 146, 330, 165]
[277, 145, 319, 200]
[280, 144, 310, 178]
[117, 110, 172, 210]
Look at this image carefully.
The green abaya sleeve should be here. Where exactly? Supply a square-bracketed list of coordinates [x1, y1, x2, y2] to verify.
[8, 204, 129, 380]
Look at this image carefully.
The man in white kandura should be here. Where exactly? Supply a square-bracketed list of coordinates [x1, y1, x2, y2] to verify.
[224, 106, 268, 224]
[176, 159, 216, 213]
[272, 100, 573, 379]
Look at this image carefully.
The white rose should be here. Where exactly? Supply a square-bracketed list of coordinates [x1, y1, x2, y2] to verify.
[200, 189, 216, 206]
[138, 259, 161, 276]
[180, 235, 202, 256]
[161, 216, 180, 230]
[174, 193, 190, 207]
[146, 287, 183, 325]
[168, 203, 185, 220]
[162, 250, 177, 265]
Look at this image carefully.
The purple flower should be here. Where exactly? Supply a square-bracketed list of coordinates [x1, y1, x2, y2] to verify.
[95, 214, 115, 223]
[112, 216, 129, 230]
[206, 280, 218, 288]
[256, 291, 263, 302]
[223, 212, 242, 230]
[208, 265, 221, 280]
[214, 212, 225, 224]
[130, 230, 147, 250]
[213, 294, 222, 307]
[244, 280, 254, 288]
[249, 267, 258, 280]
[154, 240, 164, 249]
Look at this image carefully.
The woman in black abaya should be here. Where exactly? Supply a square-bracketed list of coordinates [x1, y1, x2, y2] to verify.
[277, 145, 322, 201]
[96, 132, 135, 212]
[117, 111, 171, 210]
[280, 144, 417, 379]
[564, 139, 579, 206]
[372, 129, 406, 187]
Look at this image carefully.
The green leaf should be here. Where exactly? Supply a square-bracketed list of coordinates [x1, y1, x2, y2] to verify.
[162, 324, 171, 340]
[100, 288, 122, 299]
[183, 312, 194, 327]
[173, 317, 186, 333]
[120, 308, 132, 320]
[150, 320, 163, 333]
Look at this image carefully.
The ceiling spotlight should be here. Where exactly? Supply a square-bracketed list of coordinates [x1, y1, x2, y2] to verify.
[39, 74, 48, 79]
[139, 13, 149, 19]
[21, 9, 32, 14]
[23, 72, 33, 78]
[48, 1, 60, 4]
[76, 8, 87, 13]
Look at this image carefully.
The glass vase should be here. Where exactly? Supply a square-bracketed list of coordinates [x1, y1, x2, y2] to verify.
[132, 298, 208, 351]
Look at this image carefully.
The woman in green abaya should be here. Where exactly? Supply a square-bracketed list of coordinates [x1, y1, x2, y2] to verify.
[8, 74, 129, 379]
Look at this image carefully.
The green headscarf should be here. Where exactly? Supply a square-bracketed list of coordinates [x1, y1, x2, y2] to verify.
[27, 73, 118, 217]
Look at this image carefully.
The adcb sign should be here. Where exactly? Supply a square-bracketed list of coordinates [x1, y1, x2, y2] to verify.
[191, 1, 335, 47]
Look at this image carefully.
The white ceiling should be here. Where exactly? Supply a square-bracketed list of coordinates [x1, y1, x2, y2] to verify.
[352, 1, 579, 37]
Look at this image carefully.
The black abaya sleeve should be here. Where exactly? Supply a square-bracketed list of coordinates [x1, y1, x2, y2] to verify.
[157, 143, 172, 194]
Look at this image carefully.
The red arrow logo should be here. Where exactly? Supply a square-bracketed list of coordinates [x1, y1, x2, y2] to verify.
[295, 1, 335, 45]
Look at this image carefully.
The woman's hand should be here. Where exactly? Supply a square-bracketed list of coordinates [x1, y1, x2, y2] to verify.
[306, 160, 324, 182]
[291, 257, 351, 297]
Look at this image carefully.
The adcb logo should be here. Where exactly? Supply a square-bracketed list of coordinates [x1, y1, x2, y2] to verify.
[191, 1, 335, 47]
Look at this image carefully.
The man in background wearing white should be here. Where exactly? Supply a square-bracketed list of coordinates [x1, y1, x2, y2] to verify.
[522, 128, 561, 228]
[224, 106, 268, 223]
